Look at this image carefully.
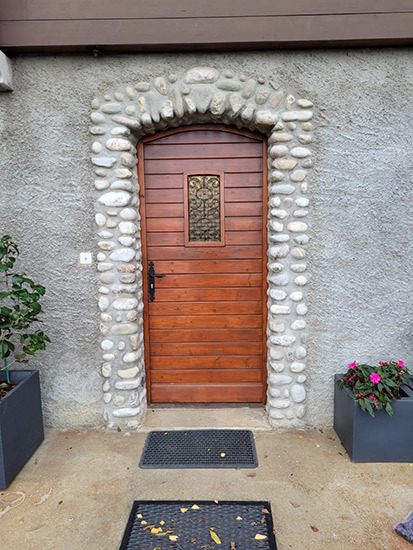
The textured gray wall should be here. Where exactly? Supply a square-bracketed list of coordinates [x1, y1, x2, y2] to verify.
[0, 49, 412, 428]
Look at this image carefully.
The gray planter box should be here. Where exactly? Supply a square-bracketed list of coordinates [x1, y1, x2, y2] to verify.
[334, 374, 413, 462]
[0, 370, 44, 489]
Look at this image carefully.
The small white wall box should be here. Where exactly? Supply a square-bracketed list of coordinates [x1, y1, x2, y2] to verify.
[79, 252, 92, 265]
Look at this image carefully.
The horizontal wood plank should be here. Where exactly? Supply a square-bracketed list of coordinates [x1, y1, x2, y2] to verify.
[4, 1, 413, 21]
[150, 259, 262, 273]
[151, 369, 262, 383]
[144, 158, 262, 174]
[146, 216, 262, 233]
[145, 202, 262, 217]
[151, 382, 263, 403]
[147, 247, 262, 261]
[150, 328, 262, 343]
[144, 172, 263, 189]
[2, 14, 413, 52]
[147, 130, 261, 145]
[144, 142, 263, 160]
[226, 231, 262, 245]
[150, 355, 263, 369]
[155, 287, 262, 302]
[225, 217, 262, 231]
[149, 314, 263, 329]
[156, 274, 262, 289]
[152, 342, 263, 356]
[149, 301, 262, 315]
[144, 187, 262, 204]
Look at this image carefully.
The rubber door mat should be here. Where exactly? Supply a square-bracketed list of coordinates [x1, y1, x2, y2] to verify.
[119, 500, 277, 550]
[139, 429, 258, 468]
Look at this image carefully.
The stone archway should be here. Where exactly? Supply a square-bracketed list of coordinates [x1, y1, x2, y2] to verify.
[90, 67, 313, 429]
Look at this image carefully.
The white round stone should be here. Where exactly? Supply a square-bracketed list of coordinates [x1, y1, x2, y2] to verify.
[95, 213, 106, 227]
[112, 298, 137, 311]
[109, 248, 135, 262]
[291, 384, 306, 403]
[101, 340, 114, 351]
[120, 208, 137, 220]
[296, 304, 308, 315]
[119, 222, 138, 234]
[291, 320, 306, 330]
[98, 191, 131, 207]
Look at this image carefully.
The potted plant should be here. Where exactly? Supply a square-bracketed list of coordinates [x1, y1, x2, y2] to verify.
[334, 361, 413, 462]
[0, 235, 50, 489]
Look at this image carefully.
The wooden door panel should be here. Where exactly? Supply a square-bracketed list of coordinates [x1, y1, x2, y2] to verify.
[148, 301, 262, 315]
[144, 157, 263, 174]
[154, 287, 262, 302]
[151, 383, 263, 403]
[156, 274, 262, 288]
[149, 130, 261, 145]
[144, 142, 263, 159]
[141, 127, 266, 404]
[151, 369, 263, 383]
[150, 328, 262, 343]
[149, 314, 263, 329]
[148, 246, 262, 262]
[150, 259, 262, 272]
[150, 356, 263, 370]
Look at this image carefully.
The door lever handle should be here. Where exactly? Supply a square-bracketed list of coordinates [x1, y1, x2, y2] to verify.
[148, 261, 165, 301]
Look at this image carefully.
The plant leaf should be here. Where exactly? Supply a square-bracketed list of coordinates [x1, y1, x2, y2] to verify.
[210, 530, 222, 544]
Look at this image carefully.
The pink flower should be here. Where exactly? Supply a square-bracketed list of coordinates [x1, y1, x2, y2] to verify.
[348, 361, 358, 369]
[379, 361, 388, 366]
[370, 373, 381, 384]
[398, 360, 404, 367]
[369, 396, 375, 400]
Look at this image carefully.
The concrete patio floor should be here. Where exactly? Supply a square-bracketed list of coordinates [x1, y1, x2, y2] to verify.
[1, 408, 412, 550]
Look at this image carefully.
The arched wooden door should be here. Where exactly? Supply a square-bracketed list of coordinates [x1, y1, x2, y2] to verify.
[139, 126, 267, 404]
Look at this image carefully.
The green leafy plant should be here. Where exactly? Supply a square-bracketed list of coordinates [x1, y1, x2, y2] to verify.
[0, 235, 50, 386]
[336, 361, 411, 417]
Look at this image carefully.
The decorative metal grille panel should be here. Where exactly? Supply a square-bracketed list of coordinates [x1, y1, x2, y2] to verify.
[188, 175, 221, 242]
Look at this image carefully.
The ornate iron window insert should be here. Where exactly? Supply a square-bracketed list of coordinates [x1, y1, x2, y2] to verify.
[186, 174, 224, 245]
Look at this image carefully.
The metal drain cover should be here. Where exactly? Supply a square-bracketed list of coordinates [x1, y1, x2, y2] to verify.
[119, 500, 277, 550]
[139, 429, 258, 469]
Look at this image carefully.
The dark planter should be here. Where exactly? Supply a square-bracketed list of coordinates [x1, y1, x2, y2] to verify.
[334, 374, 413, 462]
[0, 370, 44, 489]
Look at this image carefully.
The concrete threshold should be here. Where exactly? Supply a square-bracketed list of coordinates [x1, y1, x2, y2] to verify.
[139, 405, 272, 432]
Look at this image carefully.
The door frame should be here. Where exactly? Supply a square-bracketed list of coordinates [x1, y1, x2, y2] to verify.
[137, 124, 268, 405]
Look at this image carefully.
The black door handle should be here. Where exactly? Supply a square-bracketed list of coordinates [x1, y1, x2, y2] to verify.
[148, 261, 165, 302]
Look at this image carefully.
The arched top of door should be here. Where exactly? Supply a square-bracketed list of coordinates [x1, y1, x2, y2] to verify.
[142, 124, 265, 145]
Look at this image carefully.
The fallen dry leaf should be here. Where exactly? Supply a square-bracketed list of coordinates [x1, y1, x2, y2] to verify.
[230, 542, 236, 550]
[28, 525, 45, 532]
[19, 518, 24, 525]
[261, 508, 270, 514]
[191, 504, 200, 510]
[141, 520, 148, 525]
[260, 517, 265, 524]
[255, 534, 267, 540]
[169, 535, 179, 541]
[214, 500, 219, 504]
[289, 501, 300, 508]
[247, 473, 256, 478]
[151, 527, 162, 534]
[180, 508, 188, 513]
[220, 453, 226, 457]
[137, 514, 143, 518]
[310, 525, 319, 532]
[236, 516, 243, 520]
[210, 530, 222, 544]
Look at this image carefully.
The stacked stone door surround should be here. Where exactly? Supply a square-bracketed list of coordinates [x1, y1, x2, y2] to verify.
[90, 67, 314, 429]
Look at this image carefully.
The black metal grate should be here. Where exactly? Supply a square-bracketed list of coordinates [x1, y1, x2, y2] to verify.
[139, 429, 258, 469]
[119, 500, 277, 550]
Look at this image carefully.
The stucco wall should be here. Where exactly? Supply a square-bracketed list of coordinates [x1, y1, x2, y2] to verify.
[0, 49, 412, 428]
